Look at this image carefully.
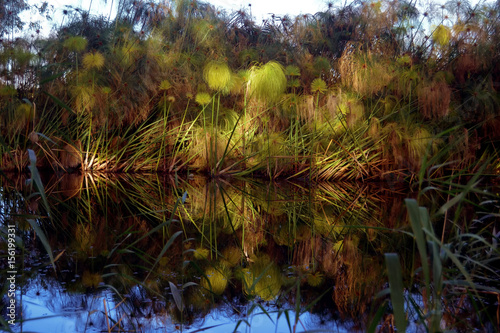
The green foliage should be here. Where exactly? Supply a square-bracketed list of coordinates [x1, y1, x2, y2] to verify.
[203, 61, 232, 91]
[63, 36, 88, 52]
[0, 0, 30, 36]
[242, 255, 283, 301]
[432, 24, 451, 46]
[201, 264, 231, 295]
[248, 61, 287, 103]
[285, 65, 301, 76]
[311, 78, 327, 94]
[385, 253, 407, 332]
[0, 0, 498, 180]
[195, 92, 212, 106]
[82, 51, 105, 70]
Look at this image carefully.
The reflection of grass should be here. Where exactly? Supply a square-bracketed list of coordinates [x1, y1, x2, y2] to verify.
[1, 164, 498, 332]
[306, 271, 324, 287]
[82, 270, 102, 288]
[201, 264, 231, 295]
[242, 255, 283, 301]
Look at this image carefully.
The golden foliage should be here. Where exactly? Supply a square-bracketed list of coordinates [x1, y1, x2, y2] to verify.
[368, 117, 381, 139]
[407, 127, 434, 167]
[242, 255, 283, 301]
[449, 128, 480, 168]
[454, 53, 479, 84]
[82, 52, 105, 70]
[248, 61, 287, 103]
[331, 237, 382, 318]
[201, 264, 231, 295]
[186, 126, 235, 170]
[82, 271, 102, 288]
[285, 65, 301, 76]
[60, 141, 82, 170]
[382, 122, 406, 167]
[417, 80, 451, 119]
[307, 272, 325, 287]
[115, 41, 142, 67]
[195, 92, 212, 106]
[382, 95, 398, 115]
[159, 79, 172, 91]
[203, 60, 232, 91]
[247, 132, 291, 173]
[194, 247, 209, 259]
[12, 103, 33, 131]
[339, 48, 395, 96]
[337, 95, 365, 128]
[74, 224, 95, 255]
[222, 247, 242, 267]
[222, 72, 245, 95]
[433, 24, 452, 47]
[193, 19, 219, 48]
[298, 94, 315, 123]
[0, 85, 16, 97]
[71, 84, 95, 113]
[397, 68, 420, 96]
[59, 173, 83, 199]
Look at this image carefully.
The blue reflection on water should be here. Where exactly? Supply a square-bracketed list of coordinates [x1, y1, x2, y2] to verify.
[10, 279, 348, 333]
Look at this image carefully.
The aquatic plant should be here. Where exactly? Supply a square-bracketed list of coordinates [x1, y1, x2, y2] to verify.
[247, 61, 287, 103]
[0, 0, 498, 182]
[242, 255, 283, 301]
[203, 60, 232, 92]
[201, 264, 231, 295]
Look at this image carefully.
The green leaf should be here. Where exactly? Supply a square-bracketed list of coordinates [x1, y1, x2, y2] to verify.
[385, 253, 407, 333]
[405, 199, 430, 286]
[27, 150, 50, 218]
[367, 301, 388, 333]
[42, 90, 76, 114]
[437, 192, 465, 215]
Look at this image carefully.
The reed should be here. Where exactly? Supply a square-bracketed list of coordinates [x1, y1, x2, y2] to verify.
[2, 0, 499, 180]
[375, 163, 500, 332]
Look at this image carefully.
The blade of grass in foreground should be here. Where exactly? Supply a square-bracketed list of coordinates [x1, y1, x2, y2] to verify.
[405, 199, 430, 288]
[385, 253, 407, 333]
[27, 149, 56, 271]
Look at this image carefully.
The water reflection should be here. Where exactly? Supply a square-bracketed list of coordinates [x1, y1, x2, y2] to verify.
[0, 172, 428, 332]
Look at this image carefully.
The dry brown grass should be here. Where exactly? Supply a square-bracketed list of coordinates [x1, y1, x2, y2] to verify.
[417, 80, 451, 119]
[339, 47, 395, 96]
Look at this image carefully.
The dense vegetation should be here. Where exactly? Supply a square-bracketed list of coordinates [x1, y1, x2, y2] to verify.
[1, 0, 498, 179]
[1, 1, 500, 331]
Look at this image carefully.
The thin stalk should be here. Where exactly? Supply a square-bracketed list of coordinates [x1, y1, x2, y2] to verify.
[215, 94, 221, 175]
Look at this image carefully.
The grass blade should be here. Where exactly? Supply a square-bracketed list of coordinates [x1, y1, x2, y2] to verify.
[385, 253, 407, 333]
[26, 219, 56, 272]
[405, 199, 430, 287]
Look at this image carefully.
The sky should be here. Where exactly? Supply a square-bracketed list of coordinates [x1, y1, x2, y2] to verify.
[207, 0, 327, 20]
[19, 0, 327, 37]
[18, 0, 328, 38]
[46, 0, 328, 24]
[21, 0, 486, 38]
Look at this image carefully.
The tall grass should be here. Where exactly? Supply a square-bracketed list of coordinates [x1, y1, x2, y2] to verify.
[1, 2, 500, 330]
[1, 0, 498, 179]
[377, 167, 500, 332]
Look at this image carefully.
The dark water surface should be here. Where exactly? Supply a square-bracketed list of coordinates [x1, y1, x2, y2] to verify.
[0, 172, 497, 332]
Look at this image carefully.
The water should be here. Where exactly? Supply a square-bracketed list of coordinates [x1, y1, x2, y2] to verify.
[0, 172, 497, 332]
